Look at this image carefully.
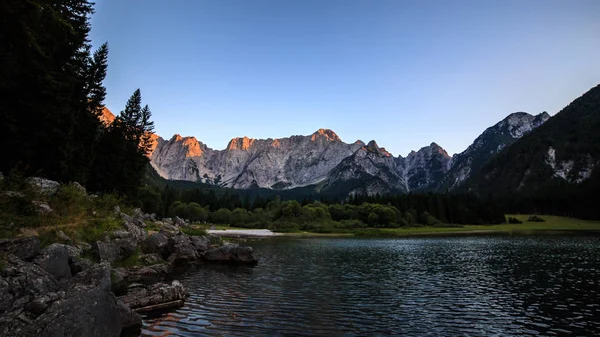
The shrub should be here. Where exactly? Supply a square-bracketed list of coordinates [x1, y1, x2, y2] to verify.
[508, 217, 523, 224]
[527, 215, 545, 222]
[181, 226, 207, 236]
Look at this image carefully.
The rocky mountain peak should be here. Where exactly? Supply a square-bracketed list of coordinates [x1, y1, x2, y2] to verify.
[99, 107, 115, 126]
[501, 111, 550, 138]
[362, 140, 392, 157]
[429, 142, 451, 157]
[311, 128, 341, 142]
[227, 136, 256, 151]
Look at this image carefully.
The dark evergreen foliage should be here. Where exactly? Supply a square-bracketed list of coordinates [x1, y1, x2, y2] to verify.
[464, 84, 600, 220]
[1, 1, 153, 201]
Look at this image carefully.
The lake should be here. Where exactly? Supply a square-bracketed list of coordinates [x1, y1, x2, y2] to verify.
[141, 236, 600, 336]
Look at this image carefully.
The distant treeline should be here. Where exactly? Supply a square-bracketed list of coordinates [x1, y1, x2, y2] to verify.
[135, 181, 507, 229]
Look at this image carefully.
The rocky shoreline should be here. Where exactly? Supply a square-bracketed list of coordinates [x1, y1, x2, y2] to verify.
[0, 206, 257, 337]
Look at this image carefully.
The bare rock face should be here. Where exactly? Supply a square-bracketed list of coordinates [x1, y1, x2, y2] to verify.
[0, 237, 40, 260]
[147, 111, 551, 195]
[440, 111, 550, 190]
[150, 129, 363, 189]
[148, 129, 457, 195]
[26, 177, 60, 195]
[398, 142, 452, 191]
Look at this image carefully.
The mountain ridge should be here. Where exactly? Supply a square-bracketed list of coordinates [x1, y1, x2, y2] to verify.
[101, 107, 552, 195]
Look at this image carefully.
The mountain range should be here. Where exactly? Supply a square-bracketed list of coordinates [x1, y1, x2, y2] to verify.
[101, 108, 552, 196]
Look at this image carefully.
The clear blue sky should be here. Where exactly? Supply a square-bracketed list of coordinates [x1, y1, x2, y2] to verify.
[90, 0, 600, 157]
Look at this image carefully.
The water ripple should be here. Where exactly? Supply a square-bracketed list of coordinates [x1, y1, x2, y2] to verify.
[141, 236, 600, 336]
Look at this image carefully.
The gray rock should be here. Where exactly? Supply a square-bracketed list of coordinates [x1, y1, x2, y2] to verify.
[32, 201, 53, 214]
[167, 234, 198, 264]
[190, 235, 210, 252]
[35, 285, 130, 337]
[116, 300, 142, 332]
[2, 191, 25, 198]
[93, 241, 118, 263]
[122, 264, 172, 285]
[118, 280, 187, 311]
[34, 244, 72, 280]
[0, 237, 40, 260]
[114, 238, 137, 260]
[141, 232, 168, 257]
[69, 258, 93, 275]
[123, 220, 147, 241]
[174, 216, 186, 227]
[26, 177, 60, 195]
[138, 253, 165, 266]
[61, 244, 82, 260]
[203, 243, 258, 264]
[77, 242, 92, 252]
[132, 208, 144, 220]
[0, 255, 60, 334]
[71, 181, 86, 195]
[72, 262, 112, 292]
[111, 230, 130, 239]
[0, 254, 139, 337]
[56, 231, 71, 242]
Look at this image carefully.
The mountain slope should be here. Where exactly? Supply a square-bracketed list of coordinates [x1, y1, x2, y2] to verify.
[439, 112, 550, 191]
[150, 129, 363, 189]
[401, 142, 452, 191]
[464, 84, 600, 218]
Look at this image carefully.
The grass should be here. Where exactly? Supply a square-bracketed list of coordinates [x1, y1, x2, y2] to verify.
[181, 226, 207, 236]
[286, 215, 600, 238]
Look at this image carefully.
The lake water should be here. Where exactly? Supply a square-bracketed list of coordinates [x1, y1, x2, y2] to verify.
[141, 236, 600, 336]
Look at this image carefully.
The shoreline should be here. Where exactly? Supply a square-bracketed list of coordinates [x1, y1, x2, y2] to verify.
[206, 225, 600, 239]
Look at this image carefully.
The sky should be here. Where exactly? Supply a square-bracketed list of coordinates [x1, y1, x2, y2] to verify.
[90, 0, 600, 157]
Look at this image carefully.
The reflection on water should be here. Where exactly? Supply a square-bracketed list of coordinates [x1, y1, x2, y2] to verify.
[141, 236, 600, 336]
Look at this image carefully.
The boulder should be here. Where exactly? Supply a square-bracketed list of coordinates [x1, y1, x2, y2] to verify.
[93, 241, 119, 263]
[0, 237, 40, 261]
[26, 177, 60, 195]
[69, 258, 94, 275]
[203, 243, 258, 264]
[35, 285, 133, 337]
[118, 281, 187, 311]
[122, 264, 172, 286]
[32, 201, 53, 214]
[72, 262, 112, 292]
[138, 253, 166, 266]
[56, 231, 71, 242]
[141, 232, 168, 257]
[113, 238, 137, 260]
[132, 208, 144, 220]
[173, 216, 186, 227]
[122, 220, 147, 242]
[0, 255, 61, 335]
[0, 254, 141, 337]
[190, 235, 210, 252]
[34, 244, 72, 280]
[71, 181, 86, 195]
[167, 234, 198, 264]
[117, 300, 142, 333]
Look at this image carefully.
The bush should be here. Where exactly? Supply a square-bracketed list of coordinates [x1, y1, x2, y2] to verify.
[507, 217, 523, 224]
[181, 226, 207, 236]
[527, 215, 545, 222]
